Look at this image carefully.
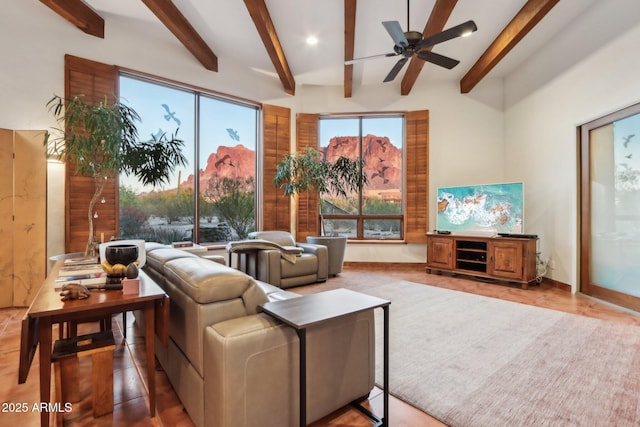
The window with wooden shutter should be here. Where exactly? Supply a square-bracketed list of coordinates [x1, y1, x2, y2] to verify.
[293, 110, 428, 243]
[64, 55, 119, 253]
[262, 104, 292, 231]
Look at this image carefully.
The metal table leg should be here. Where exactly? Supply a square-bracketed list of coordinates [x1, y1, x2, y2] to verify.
[350, 305, 389, 427]
[298, 328, 307, 426]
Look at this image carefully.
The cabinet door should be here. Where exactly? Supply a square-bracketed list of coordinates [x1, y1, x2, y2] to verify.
[0, 130, 12, 308]
[488, 241, 524, 280]
[14, 130, 46, 306]
[427, 236, 454, 270]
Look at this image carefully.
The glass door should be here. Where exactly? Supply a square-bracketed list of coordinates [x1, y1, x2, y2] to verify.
[580, 103, 640, 311]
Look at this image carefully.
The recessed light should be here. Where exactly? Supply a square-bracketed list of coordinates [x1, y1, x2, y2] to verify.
[306, 36, 318, 46]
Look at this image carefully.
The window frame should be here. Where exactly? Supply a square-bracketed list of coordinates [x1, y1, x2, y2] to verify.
[295, 110, 428, 244]
[118, 71, 261, 244]
[318, 113, 405, 241]
[579, 101, 640, 312]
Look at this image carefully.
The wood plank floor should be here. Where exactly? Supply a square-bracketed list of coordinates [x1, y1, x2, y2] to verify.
[2, 264, 639, 426]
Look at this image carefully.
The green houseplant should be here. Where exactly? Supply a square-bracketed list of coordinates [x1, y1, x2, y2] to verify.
[273, 147, 368, 275]
[45, 94, 187, 255]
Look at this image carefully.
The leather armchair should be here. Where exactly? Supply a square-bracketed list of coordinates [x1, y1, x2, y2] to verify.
[233, 231, 328, 288]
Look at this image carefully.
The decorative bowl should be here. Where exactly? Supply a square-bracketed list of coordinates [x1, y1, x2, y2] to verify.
[104, 244, 139, 267]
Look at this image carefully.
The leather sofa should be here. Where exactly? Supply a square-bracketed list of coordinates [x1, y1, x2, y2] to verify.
[141, 243, 375, 427]
[230, 231, 329, 288]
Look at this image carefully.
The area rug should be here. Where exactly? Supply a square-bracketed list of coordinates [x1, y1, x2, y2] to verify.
[359, 280, 640, 427]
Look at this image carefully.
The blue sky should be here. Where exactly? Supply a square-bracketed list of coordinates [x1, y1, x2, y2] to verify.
[614, 112, 640, 172]
[319, 116, 404, 148]
[119, 76, 257, 192]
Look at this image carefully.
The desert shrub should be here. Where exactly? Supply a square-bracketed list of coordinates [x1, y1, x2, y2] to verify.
[119, 206, 149, 238]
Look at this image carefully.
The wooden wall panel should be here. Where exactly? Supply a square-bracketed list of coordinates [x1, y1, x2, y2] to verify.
[13, 130, 47, 306]
[0, 130, 46, 307]
[262, 104, 291, 231]
[0, 129, 13, 308]
[295, 113, 319, 242]
[65, 55, 119, 253]
[405, 110, 429, 243]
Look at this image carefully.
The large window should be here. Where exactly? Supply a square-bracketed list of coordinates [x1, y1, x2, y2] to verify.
[319, 115, 404, 239]
[118, 74, 258, 244]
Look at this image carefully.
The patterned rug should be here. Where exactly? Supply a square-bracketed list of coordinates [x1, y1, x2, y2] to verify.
[359, 280, 640, 427]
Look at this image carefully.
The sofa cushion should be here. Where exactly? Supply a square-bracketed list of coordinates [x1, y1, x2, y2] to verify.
[145, 242, 167, 252]
[146, 248, 198, 275]
[164, 257, 268, 311]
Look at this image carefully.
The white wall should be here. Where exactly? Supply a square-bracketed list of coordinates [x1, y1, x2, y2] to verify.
[504, 0, 640, 291]
[12, 1, 638, 286]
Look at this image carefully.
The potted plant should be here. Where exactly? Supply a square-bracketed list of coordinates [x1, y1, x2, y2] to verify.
[273, 147, 368, 275]
[45, 94, 187, 255]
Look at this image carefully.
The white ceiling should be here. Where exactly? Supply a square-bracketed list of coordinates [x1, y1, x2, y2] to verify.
[84, 0, 598, 89]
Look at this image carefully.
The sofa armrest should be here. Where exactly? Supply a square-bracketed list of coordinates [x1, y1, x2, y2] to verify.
[296, 243, 328, 281]
[204, 309, 375, 426]
[295, 242, 324, 254]
[204, 314, 299, 427]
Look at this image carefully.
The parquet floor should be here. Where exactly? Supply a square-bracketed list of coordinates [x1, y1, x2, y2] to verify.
[1, 264, 639, 426]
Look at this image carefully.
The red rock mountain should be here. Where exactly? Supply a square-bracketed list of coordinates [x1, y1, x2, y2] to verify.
[181, 135, 402, 200]
[182, 144, 256, 190]
[323, 134, 402, 194]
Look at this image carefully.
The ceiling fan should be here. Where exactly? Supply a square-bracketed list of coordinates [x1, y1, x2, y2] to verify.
[346, 2, 477, 83]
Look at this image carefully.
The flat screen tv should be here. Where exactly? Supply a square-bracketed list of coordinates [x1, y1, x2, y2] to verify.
[436, 182, 524, 234]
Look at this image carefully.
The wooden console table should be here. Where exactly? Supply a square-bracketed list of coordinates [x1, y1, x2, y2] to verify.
[260, 288, 390, 426]
[426, 233, 539, 288]
[19, 260, 169, 427]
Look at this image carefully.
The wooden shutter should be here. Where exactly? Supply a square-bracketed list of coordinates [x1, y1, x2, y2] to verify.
[295, 113, 320, 242]
[262, 104, 291, 231]
[65, 55, 119, 253]
[405, 110, 429, 243]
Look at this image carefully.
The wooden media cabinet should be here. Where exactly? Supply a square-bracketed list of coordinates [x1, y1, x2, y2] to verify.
[426, 233, 539, 289]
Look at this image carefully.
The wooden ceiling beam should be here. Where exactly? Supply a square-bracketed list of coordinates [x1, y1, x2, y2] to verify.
[460, 0, 560, 94]
[344, 0, 357, 98]
[39, 0, 104, 38]
[243, 0, 296, 96]
[400, 0, 458, 96]
[141, 0, 218, 72]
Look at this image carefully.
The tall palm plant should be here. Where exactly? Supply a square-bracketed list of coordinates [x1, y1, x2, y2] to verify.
[45, 94, 187, 255]
[273, 147, 368, 235]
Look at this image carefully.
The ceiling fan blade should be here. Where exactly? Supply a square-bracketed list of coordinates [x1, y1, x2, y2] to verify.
[416, 50, 460, 69]
[383, 56, 409, 82]
[345, 52, 398, 65]
[416, 20, 478, 50]
[382, 21, 409, 48]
